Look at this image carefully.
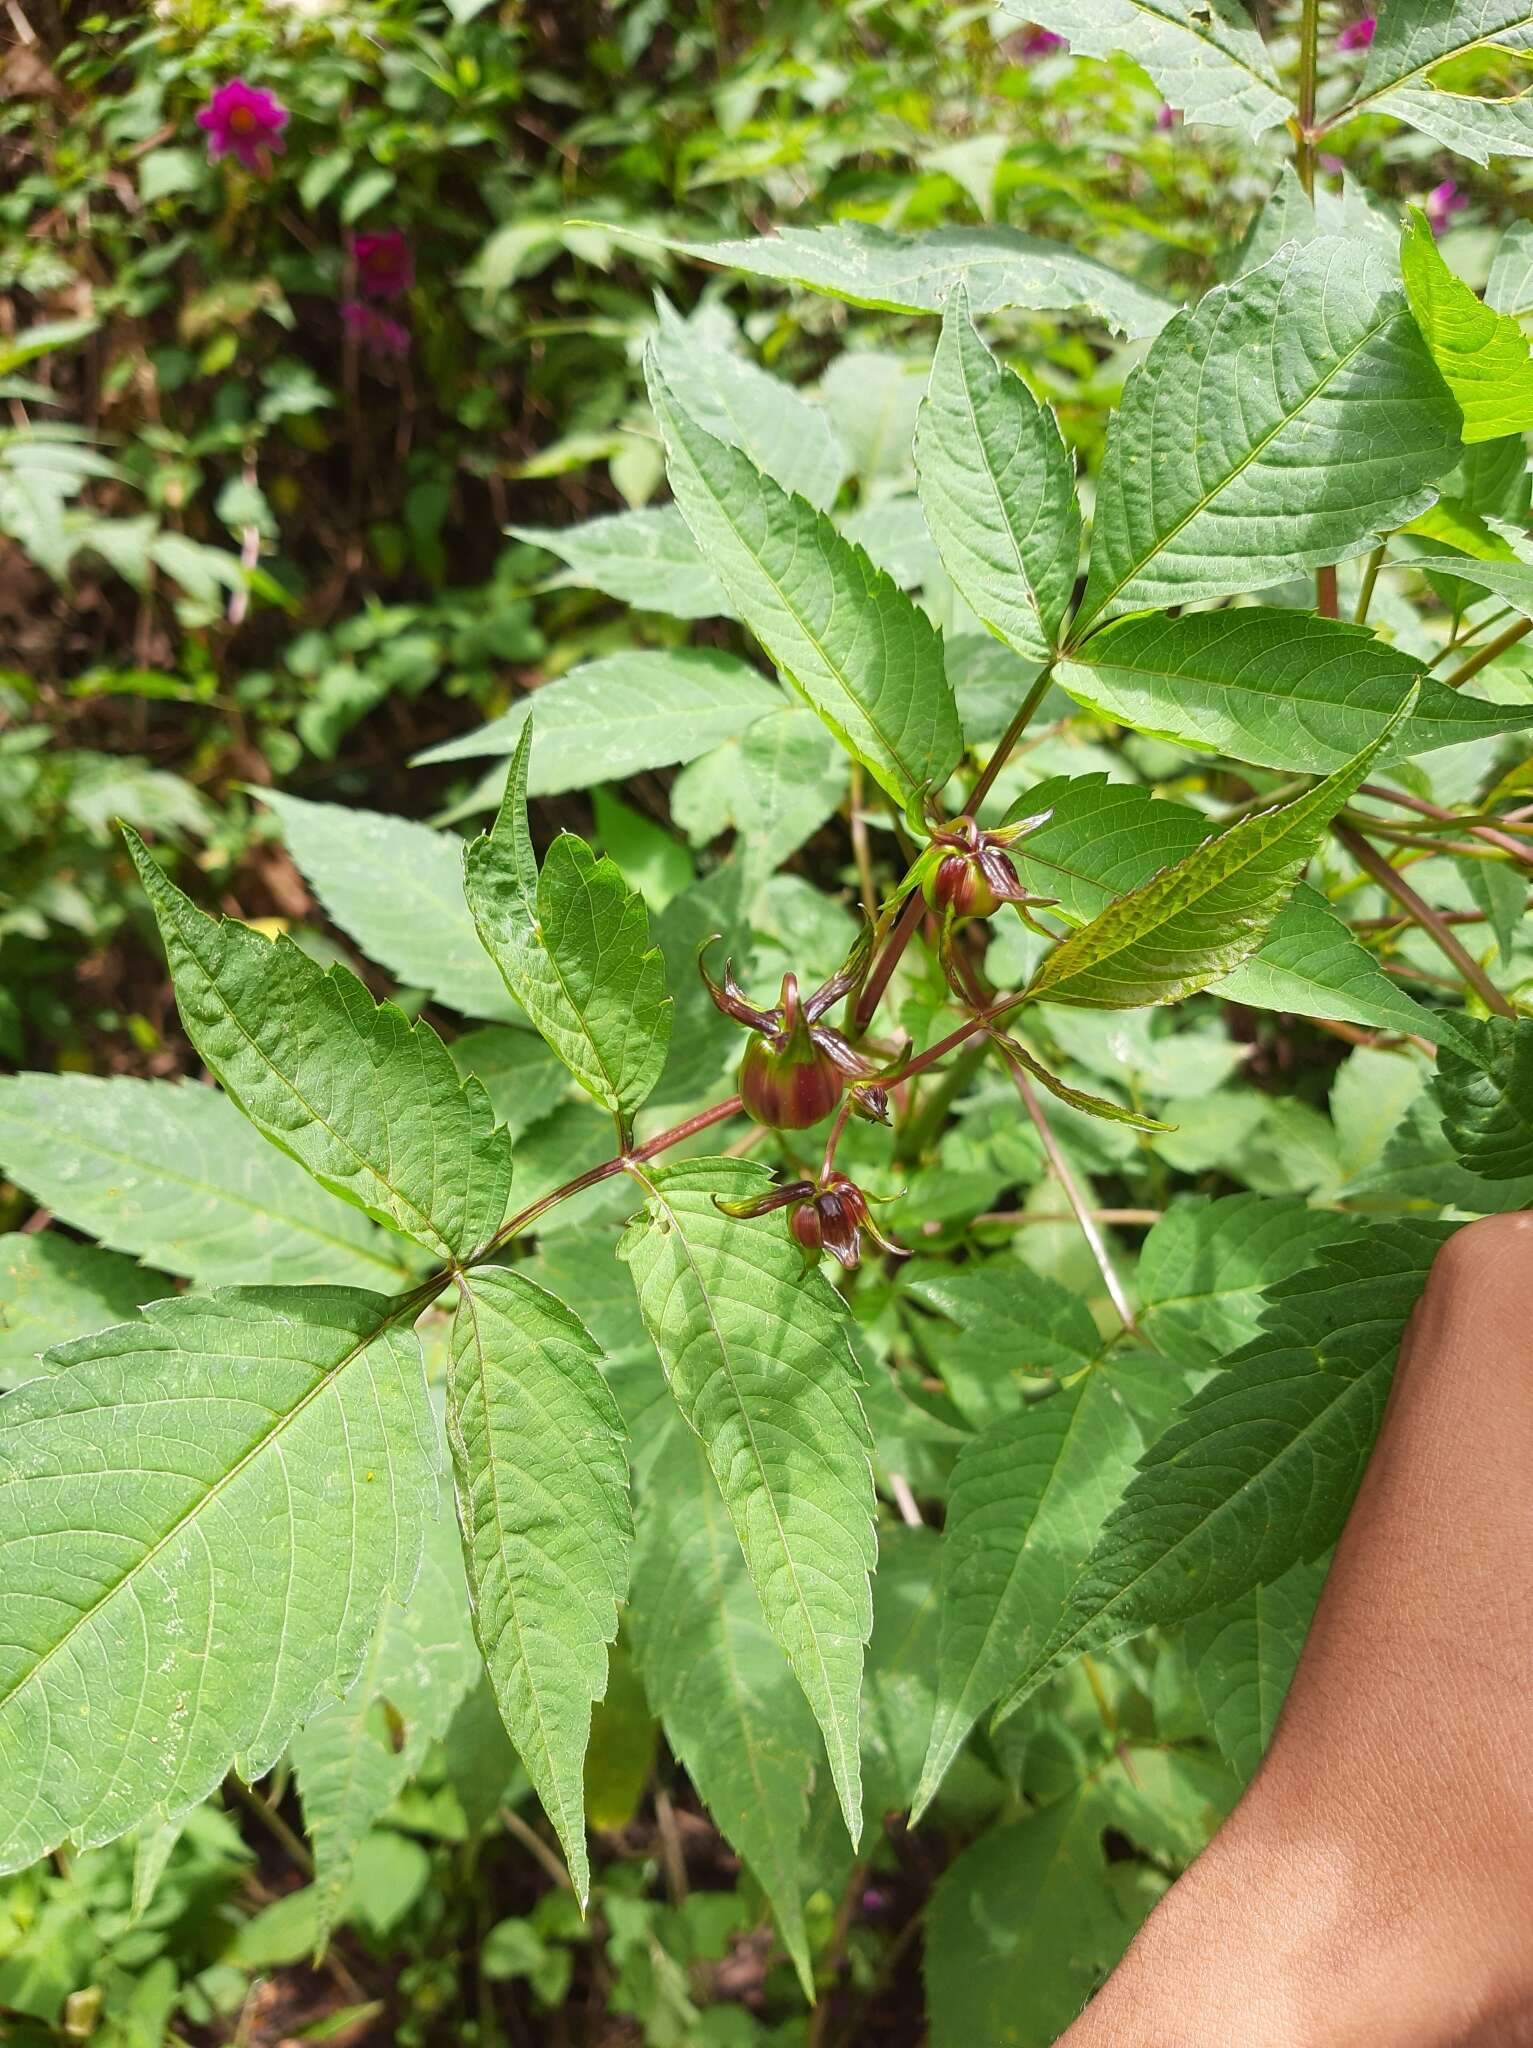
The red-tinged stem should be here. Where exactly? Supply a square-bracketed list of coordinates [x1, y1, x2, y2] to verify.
[1333, 823, 1516, 1019]
[1358, 783, 1533, 868]
[969, 664, 1054, 811]
[853, 888, 927, 1032]
[471, 1095, 744, 1263]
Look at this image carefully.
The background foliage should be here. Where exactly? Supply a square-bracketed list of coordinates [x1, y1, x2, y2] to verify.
[3, 1, 1533, 2044]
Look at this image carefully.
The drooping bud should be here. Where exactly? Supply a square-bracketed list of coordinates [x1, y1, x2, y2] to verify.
[713, 1169, 909, 1272]
[918, 811, 1056, 927]
[699, 940, 880, 1132]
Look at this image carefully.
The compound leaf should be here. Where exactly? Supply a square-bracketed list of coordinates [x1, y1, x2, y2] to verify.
[1025, 698, 1413, 1008]
[1138, 1194, 1362, 1364]
[915, 284, 1081, 663]
[464, 729, 671, 1134]
[992, 1220, 1452, 1724]
[127, 833, 513, 1263]
[1434, 1015, 1533, 1179]
[618, 1158, 876, 1843]
[913, 1375, 1143, 1820]
[647, 356, 963, 808]
[1073, 239, 1460, 634]
[0, 1286, 438, 1873]
[509, 506, 729, 620]
[447, 1268, 632, 1906]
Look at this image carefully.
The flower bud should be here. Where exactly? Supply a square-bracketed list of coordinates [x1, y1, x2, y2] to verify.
[927, 848, 1012, 921]
[789, 1203, 824, 1256]
[738, 1030, 845, 1130]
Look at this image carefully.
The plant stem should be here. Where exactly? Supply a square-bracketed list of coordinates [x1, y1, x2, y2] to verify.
[969, 663, 1054, 811]
[995, 1045, 1145, 1338]
[1295, 0, 1320, 198]
[1333, 823, 1516, 1018]
[849, 763, 878, 923]
[226, 1772, 315, 1879]
[1443, 614, 1533, 688]
[1358, 782, 1533, 867]
[1353, 544, 1385, 624]
[854, 888, 926, 1031]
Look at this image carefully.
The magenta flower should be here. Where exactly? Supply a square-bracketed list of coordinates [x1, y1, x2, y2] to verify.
[1156, 103, 1179, 132]
[1337, 15, 1376, 50]
[1425, 180, 1467, 236]
[196, 78, 289, 176]
[341, 301, 410, 364]
[1020, 26, 1066, 57]
[352, 230, 414, 300]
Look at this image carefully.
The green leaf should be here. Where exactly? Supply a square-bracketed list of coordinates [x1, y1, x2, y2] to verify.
[1057, 609, 1533, 773]
[1399, 550, 1533, 619]
[1433, 1016, 1533, 1180]
[1183, 1556, 1327, 1781]
[127, 834, 513, 1263]
[647, 862, 751, 1109]
[635, 221, 1172, 338]
[670, 710, 849, 887]
[447, 1268, 632, 1905]
[1025, 699, 1413, 1008]
[1402, 207, 1533, 442]
[1138, 1194, 1363, 1364]
[646, 356, 963, 809]
[258, 789, 523, 1022]
[463, 732, 671, 1132]
[0, 1074, 412, 1289]
[914, 285, 1081, 663]
[0, 1286, 438, 1872]
[1487, 219, 1533, 320]
[0, 1232, 155, 1390]
[1349, 4, 1533, 164]
[293, 1509, 478, 1940]
[992, 1220, 1452, 1723]
[449, 1027, 571, 1142]
[1007, 773, 1450, 1042]
[414, 649, 780, 775]
[1016, 0, 1291, 139]
[907, 1260, 1106, 1429]
[1072, 240, 1460, 635]
[510, 507, 730, 620]
[617, 1158, 876, 1842]
[925, 1786, 1136, 2048]
[650, 296, 848, 508]
[629, 1430, 817, 1997]
[913, 1375, 1144, 1820]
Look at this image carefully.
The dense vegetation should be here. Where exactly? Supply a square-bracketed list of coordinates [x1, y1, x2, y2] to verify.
[4, 2, 1533, 2043]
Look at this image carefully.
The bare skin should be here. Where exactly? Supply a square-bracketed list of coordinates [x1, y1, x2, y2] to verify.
[1057, 1211, 1533, 2048]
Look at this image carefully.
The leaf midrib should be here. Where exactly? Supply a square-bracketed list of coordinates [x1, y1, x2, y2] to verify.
[1338, 10, 1533, 124]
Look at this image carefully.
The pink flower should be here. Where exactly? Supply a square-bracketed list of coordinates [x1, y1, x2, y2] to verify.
[1425, 180, 1467, 235]
[341, 301, 410, 363]
[1156, 103, 1179, 131]
[196, 78, 289, 176]
[352, 230, 414, 300]
[1020, 26, 1066, 57]
[1337, 15, 1376, 50]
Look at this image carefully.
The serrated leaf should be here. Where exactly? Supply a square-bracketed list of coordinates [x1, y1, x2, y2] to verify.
[1057, 609, 1533, 772]
[650, 296, 848, 508]
[638, 221, 1173, 338]
[925, 1786, 1134, 2048]
[1488, 219, 1533, 319]
[1402, 207, 1533, 441]
[1072, 240, 1460, 634]
[913, 1375, 1144, 1821]
[991, 1220, 1452, 1724]
[0, 1286, 438, 1873]
[1401, 550, 1533, 619]
[907, 1259, 1106, 1429]
[1183, 1556, 1327, 1781]
[670, 709, 848, 887]
[629, 1429, 817, 1996]
[1138, 1194, 1364, 1364]
[0, 1232, 156, 1390]
[1433, 1016, 1533, 1179]
[1025, 699, 1413, 1008]
[447, 1268, 631, 1905]
[463, 733, 671, 1133]
[617, 1158, 876, 1842]
[258, 790, 522, 1022]
[1349, 4, 1533, 163]
[1347, 1089, 1533, 1210]
[293, 1508, 478, 1940]
[1006, 772, 1451, 1042]
[127, 834, 513, 1263]
[1014, 0, 1290, 139]
[646, 356, 963, 808]
[414, 648, 780, 773]
[914, 285, 1080, 663]
[0, 1075, 412, 1290]
[510, 506, 730, 620]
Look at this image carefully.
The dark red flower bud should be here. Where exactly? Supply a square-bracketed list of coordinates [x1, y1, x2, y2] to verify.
[739, 1028, 845, 1129]
[789, 1202, 824, 1255]
[920, 811, 1055, 927]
